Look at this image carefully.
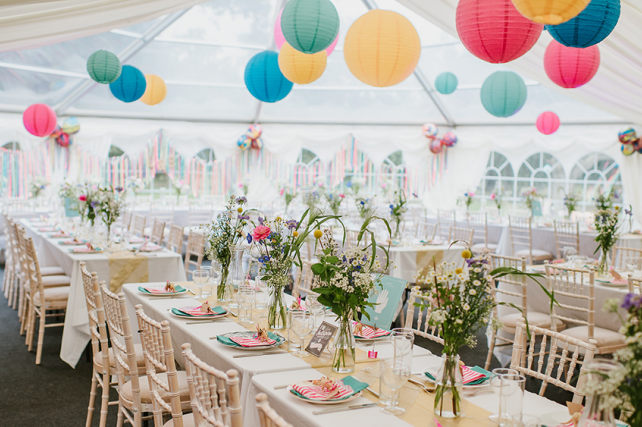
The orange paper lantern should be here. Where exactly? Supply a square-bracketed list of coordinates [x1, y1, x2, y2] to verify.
[511, 0, 591, 24]
[140, 74, 167, 106]
[278, 42, 327, 85]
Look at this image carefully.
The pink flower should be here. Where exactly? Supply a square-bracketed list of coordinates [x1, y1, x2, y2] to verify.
[238, 182, 243, 188]
[469, 192, 475, 197]
[279, 188, 284, 196]
[339, 194, 345, 198]
[251, 225, 271, 241]
[490, 193, 496, 200]
[381, 183, 387, 189]
[79, 195, 87, 201]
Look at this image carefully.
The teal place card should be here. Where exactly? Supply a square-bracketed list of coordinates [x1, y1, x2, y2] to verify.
[360, 276, 407, 330]
[531, 200, 542, 217]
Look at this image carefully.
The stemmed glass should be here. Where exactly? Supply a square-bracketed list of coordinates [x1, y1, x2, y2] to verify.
[625, 257, 642, 272]
[380, 359, 410, 415]
[237, 285, 255, 326]
[200, 266, 213, 299]
[306, 294, 325, 330]
[488, 368, 519, 422]
[390, 328, 414, 371]
[290, 311, 313, 357]
[192, 269, 209, 299]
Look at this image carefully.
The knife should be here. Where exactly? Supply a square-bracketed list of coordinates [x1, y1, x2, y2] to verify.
[313, 402, 377, 415]
[365, 387, 379, 397]
[233, 351, 288, 358]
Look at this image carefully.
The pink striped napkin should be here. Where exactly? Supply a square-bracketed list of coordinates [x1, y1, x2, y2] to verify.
[129, 236, 144, 243]
[461, 366, 485, 385]
[229, 335, 276, 347]
[352, 322, 390, 339]
[143, 286, 176, 294]
[177, 306, 217, 316]
[291, 382, 354, 401]
[61, 239, 85, 245]
[140, 243, 162, 252]
[71, 247, 99, 253]
[38, 227, 56, 232]
[50, 232, 70, 238]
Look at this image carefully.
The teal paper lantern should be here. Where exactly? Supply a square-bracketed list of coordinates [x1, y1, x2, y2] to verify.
[244, 51, 293, 103]
[435, 72, 458, 95]
[86, 50, 121, 84]
[480, 71, 527, 117]
[109, 65, 146, 103]
[545, 0, 620, 48]
[281, 0, 340, 54]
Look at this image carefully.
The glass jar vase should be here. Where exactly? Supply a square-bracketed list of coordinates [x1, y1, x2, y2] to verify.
[332, 315, 356, 373]
[434, 354, 463, 418]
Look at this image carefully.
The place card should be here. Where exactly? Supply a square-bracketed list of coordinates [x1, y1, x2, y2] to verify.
[305, 321, 337, 358]
[360, 275, 407, 330]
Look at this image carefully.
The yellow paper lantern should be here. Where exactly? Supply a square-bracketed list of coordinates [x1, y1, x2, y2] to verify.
[343, 10, 421, 88]
[511, 0, 591, 25]
[140, 74, 167, 106]
[278, 42, 327, 85]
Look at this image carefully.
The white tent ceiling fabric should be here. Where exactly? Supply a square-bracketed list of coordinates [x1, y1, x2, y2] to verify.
[396, 0, 642, 125]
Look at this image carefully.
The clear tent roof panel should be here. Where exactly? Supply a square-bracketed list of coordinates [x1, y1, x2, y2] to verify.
[0, 68, 82, 107]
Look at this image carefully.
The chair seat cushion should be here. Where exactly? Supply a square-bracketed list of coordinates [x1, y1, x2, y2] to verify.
[499, 312, 565, 331]
[40, 266, 66, 276]
[471, 243, 498, 254]
[164, 413, 195, 427]
[94, 344, 146, 376]
[27, 275, 72, 292]
[515, 249, 554, 259]
[559, 326, 626, 350]
[121, 371, 191, 405]
[33, 286, 70, 305]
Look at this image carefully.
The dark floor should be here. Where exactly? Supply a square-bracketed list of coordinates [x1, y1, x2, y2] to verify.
[0, 268, 571, 426]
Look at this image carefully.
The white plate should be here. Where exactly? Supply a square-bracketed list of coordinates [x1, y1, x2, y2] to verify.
[421, 367, 490, 390]
[170, 310, 227, 320]
[287, 386, 362, 405]
[596, 280, 628, 288]
[540, 411, 573, 426]
[354, 334, 391, 342]
[138, 286, 188, 297]
[217, 331, 287, 351]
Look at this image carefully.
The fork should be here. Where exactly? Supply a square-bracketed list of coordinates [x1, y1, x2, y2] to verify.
[408, 377, 435, 393]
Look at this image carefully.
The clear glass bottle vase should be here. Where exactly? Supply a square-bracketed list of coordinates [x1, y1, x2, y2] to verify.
[578, 360, 619, 427]
[332, 316, 356, 373]
[434, 354, 463, 418]
[267, 285, 287, 330]
[597, 250, 611, 278]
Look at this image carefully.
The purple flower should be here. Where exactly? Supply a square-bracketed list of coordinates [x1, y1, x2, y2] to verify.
[286, 219, 298, 230]
[258, 217, 264, 225]
[90, 201, 98, 208]
[236, 196, 247, 204]
[238, 215, 250, 220]
[246, 234, 252, 244]
[621, 293, 641, 310]
[115, 187, 123, 192]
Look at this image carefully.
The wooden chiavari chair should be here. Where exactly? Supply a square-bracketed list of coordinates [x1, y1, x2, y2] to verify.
[135, 305, 191, 427]
[188, 200, 214, 230]
[509, 215, 553, 264]
[447, 225, 474, 247]
[181, 343, 243, 427]
[167, 225, 185, 253]
[414, 220, 437, 242]
[467, 212, 497, 254]
[6, 218, 22, 308]
[150, 218, 166, 246]
[511, 317, 597, 404]
[255, 394, 291, 427]
[628, 275, 641, 294]
[131, 214, 146, 238]
[185, 230, 205, 277]
[293, 260, 319, 299]
[2, 213, 16, 302]
[612, 246, 642, 270]
[121, 211, 132, 232]
[546, 264, 625, 354]
[149, 200, 175, 224]
[436, 209, 456, 240]
[404, 287, 444, 346]
[553, 220, 580, 259]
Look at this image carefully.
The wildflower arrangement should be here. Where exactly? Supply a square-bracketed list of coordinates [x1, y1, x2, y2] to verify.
[389, 190, 408, 238]
[171, 178, 190, 197]
[126, 177, 145, 194]
[624, 205, 634, 233]
[490, 191, 501, 212]
[522, 187, 541, 213]
[79, 183, 100, 226]
[594, 205, 620, 276]
[461, 191, 475, 212]
[594, 187, 616, 211]
[347, 176, 366, 195]
[202, 196, 249, 300]
[96, 186, 126, 235]
[59, 182, 78, 200]
[560, 189, 580, 218]
[238, 180, 249, 196]
[355, 197, 375, 220]
[278, 184, 296, 213]
[324, 190, 345, 216]
[29, 176, 49, 198]
[301, 188, 323, 217]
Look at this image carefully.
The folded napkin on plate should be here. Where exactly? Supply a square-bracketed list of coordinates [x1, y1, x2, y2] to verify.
[352, 322, 390, 339]
[290, 376, 367, 401]
[140, 243, 162, 252]
[70, 246, 101, 253]
[38, 227, 56, 232]
[49, 232, 70, 238]
[138, 285, 186, 294]
[129, 236, 144, 243]
[425, 366, 490, 385]
[217, 331, 281, 348]
[173, 305, 226, 316]
[596, 278, 628, 285]
[60, 239, 86, 245]
[229, 335, 276, 347]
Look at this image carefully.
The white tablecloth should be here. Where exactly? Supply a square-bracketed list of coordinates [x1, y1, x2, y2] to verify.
[389, 244, 462, 283]
[21, 220, 186, 367]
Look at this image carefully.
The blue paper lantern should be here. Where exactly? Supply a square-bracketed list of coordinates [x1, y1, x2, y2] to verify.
[244, 51, 293, 103]
[480, 71, 527, 118]
[435, 72, 458, 94]
[109, 65, 147, 103]
[545, 0, 620, 48]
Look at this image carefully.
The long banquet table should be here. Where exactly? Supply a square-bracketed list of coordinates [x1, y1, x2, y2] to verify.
[123, 281, 566, 427]
[20, 219, 186, 367]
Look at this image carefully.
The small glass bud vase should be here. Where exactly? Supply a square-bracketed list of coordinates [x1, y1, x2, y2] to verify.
[332, 316, 355, 373]
[434, 354, 463, 418]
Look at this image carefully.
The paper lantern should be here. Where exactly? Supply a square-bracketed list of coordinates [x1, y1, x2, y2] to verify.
[618, 128, 637, 144]
[86, 50, 121, 84]
[546, 0, 620, 48]
[441, 132, 458, 147]
[510, 0, 591, 24]
[275, 8, 339, 56]
[23, 104, 57, 137]
[61, 117, 80, 135]
[278, 42, 327, 85]
[456, 0, 543, 63]
[237, 135, 251, 151]
[429, 139, 443, 154]
[544, 40, 600, 88]
[245, 51, 293, 103]
[435, 72, 458, 95]
[140, 74, 167, 106]
[422, 123, 438, 138]
[281, 0, 339, 54]
[480, 71, 527, 118]
[344, 10, 421, 88]
[622, 144, 635, 156]
[536, 111, 560, 135]
[109, 65, 147, 103]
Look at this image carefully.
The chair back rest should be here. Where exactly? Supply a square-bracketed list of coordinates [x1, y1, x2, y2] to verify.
[182, 343, 243, 427]
[447, 226, 474, 246]
[489, 254, 528, 319]
[466, 212, 488, 245]
[150, 219, 166, 246]
[185, 230, 205, 275]
[612, 246, 642, 270]
[508, 215, 532, 255]
[545, 264, 595, 337]
[189, 210, 214, 228]
[293, 260, 319, 299]
[436, 209, 456, 239]
[80, 263, 109, 373]
[101, 285, 143, 426]
[510, 317, 597, 404]
[189, 200, 214, 212]
[2, 213, 13, 265]
[415, 221, 437, 241]
[131, 214, 146, 237]
[122, 211, 132, 231]
[403, 287, 444, 346]
[9, 220, 22, 268]
[24, 237, 45, 301]
[135, 305, 183, 427]
[150, 200, 174, 223]
[553, 220, 580, 259]
[168, 225, 184, 253]
[344, 229, 366, 248]
[255, 394, 292, 427]
[628, 275, 641, 294]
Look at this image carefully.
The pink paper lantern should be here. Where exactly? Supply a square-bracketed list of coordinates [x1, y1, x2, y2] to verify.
[23, 103, 57, 137]
[536, 111, 560, 135]
[456, 0, 543, 64]
[274, 8, 339, 56]
[544, 40, 600, 88]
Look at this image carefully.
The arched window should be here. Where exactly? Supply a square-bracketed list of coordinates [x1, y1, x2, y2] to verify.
[2, 141, 20, 151]
[480, 152, 514, 208]
[569, 153, 622, 211]
[381, 151, 407, 193]
[517, 152, 565, 208]
[108, 145, 125, 157]
[294, 149, 321, 188]
[196, 148, 216, 162]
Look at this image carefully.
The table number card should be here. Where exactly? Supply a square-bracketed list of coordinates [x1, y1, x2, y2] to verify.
[531, 200, 542, 217]
[305, 321, 338, 358]
[361, 275, 407, 330]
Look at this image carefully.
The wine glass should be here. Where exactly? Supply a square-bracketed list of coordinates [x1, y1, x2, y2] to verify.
[390, 328, 414, 371]
[380, 359, 410, 415]
[192, 269, 209, 299]
[306, 294, 325, 330]
[290, 311, 313, 357]
[624, 257, 642, 272]
[571, 255, 588, 269]
[254, 275, 268, 312]
[488, 368, 519, 422]
[237, 286, 255, 326]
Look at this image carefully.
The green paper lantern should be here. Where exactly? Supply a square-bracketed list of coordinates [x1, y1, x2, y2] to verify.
[86, 50, 122, 84]
[281, 0, 340, 54]
[480, 71, 527, 118]
[435, 72, 458, 95]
